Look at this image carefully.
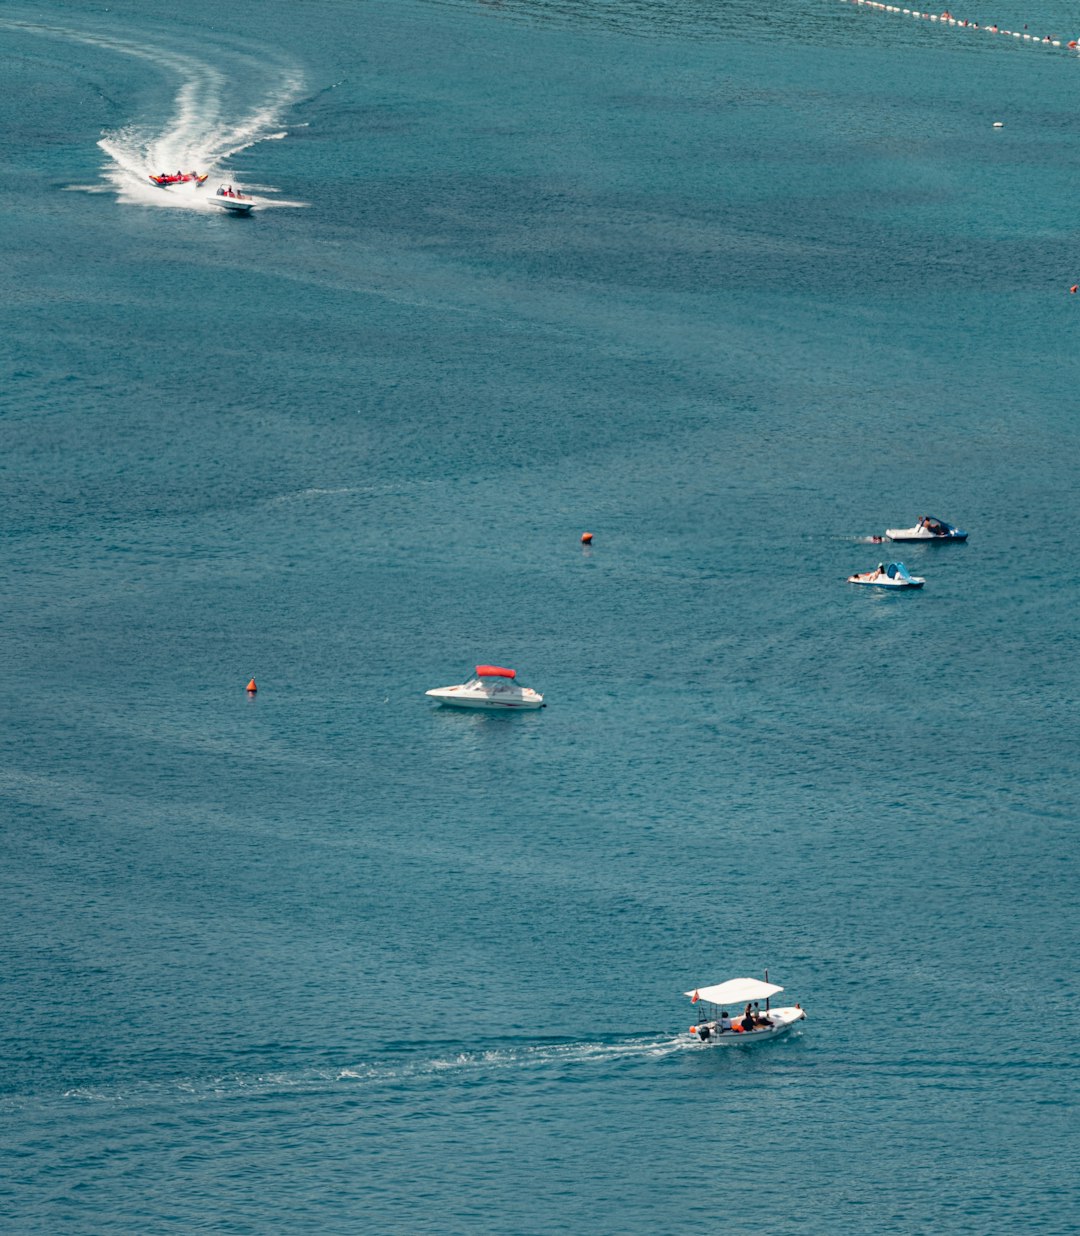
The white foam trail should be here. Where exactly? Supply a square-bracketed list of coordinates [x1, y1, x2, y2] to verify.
[344, 1034, 697, 1083]
[1, 17, 305, 210]
[0, 1035, 695, 1111]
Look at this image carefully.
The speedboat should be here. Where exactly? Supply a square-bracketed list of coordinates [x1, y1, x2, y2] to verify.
[847, 561, 925, 589]
[425, 665, 544, 711]
[885, 516, 967, 542]
[149, 172, 208, 187]
[686, 974, 806, 1045]
[213, 185, 255, 214]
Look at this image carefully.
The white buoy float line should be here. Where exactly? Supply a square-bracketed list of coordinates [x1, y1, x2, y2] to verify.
[839, 0, 1078, 50]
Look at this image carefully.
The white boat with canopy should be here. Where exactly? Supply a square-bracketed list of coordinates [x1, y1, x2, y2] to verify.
[686, 974, 805, 1044]
[425, 665, 544, 710]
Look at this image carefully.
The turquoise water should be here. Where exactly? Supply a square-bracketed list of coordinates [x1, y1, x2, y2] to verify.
[2, 0, 1079, 1230]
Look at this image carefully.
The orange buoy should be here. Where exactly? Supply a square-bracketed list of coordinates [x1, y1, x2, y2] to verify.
[246, 678, 257, 692]
[1071, 286, 1078, 294]
[581, 532, 593, 544]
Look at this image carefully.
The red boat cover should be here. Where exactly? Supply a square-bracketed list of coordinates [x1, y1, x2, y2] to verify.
[475, 665, 515, 679]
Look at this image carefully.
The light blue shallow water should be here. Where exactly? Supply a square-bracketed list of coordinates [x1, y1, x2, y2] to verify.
[1, 0, 1079, 1230]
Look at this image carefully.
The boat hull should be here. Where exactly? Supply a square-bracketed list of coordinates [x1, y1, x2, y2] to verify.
[848, 578, 924, 589]
[691, 1006, 805, 1044]
[885, 526, 967, 542]
[425, 688, 543, 710]
[215, 198, 255, 214]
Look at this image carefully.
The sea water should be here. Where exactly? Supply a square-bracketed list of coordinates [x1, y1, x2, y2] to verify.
[1, 0, 1078, 1230]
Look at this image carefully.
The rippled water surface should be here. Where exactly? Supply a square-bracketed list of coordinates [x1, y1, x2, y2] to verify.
[1, 0, 1078, 1230]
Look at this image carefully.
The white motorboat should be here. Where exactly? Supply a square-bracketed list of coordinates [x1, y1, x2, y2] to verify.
[885, 515, 967, 542]
[425, 665, 544, 711]
[847, 561, 925, 589]
[686, 974, 806, 1045]
[213, 185, 255, 214]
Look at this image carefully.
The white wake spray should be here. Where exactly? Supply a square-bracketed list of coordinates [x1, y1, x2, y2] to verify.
[338, 1034, 698, 1087]
[3, 1036, 697, 1108]
[3, 16, 306, 210]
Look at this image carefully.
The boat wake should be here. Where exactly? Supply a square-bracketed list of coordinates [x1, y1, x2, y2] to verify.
[5, 1035, 694, 1111]
[340, 1033, 697, 1084]
[2, 16, 306, 211]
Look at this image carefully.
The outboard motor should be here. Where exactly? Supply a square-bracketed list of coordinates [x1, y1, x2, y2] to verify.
[697, 1024, 711, 1041]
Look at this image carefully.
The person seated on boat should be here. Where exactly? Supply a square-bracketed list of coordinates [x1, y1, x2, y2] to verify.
[753, 1003, 772, 1027]
[719, 1011, 732, 1033]
[741, 1004, 755, 1032]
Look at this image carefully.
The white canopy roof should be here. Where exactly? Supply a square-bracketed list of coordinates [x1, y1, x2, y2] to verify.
[685, 978, 783, 1006]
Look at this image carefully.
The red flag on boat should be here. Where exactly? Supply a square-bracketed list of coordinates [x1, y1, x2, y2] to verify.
[691, 990, 700, 1004]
